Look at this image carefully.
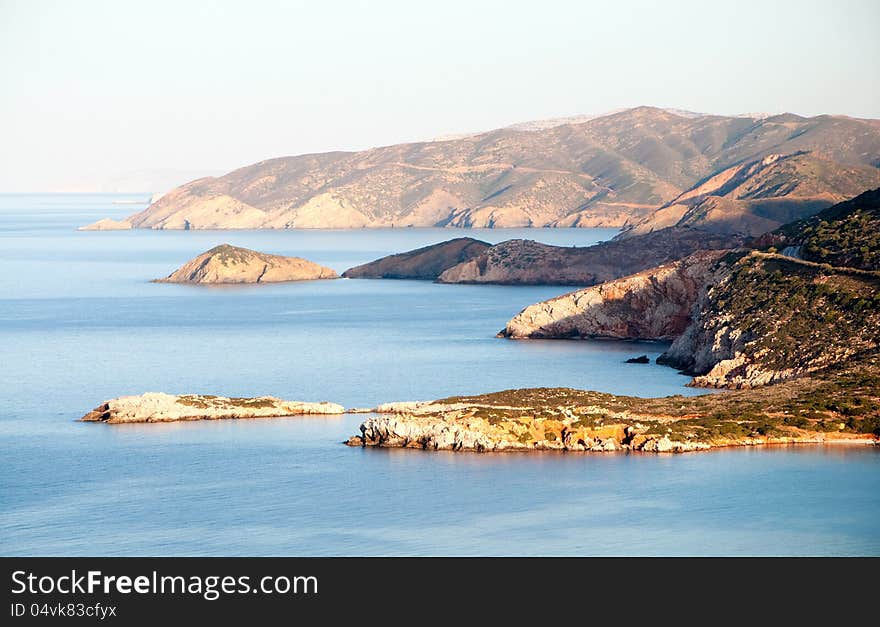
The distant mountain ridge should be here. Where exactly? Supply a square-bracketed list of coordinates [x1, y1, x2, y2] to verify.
[436, 108, 757, 139]
[114, 106, 880, 231]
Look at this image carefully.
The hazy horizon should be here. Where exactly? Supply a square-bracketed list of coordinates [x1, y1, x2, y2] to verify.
[2, 0, 879, 192]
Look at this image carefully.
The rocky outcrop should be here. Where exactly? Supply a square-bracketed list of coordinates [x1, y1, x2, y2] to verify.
[437, 228, 743, 286]
[155, 244, 338, 284]
[499, 250, 728, 340]
[659, 252, 880, 388]
[342, 237, 490, 280]
[107, 108, 880, 230]
[626, 355, 651, 364]
[78, 218, 132, 231]
[81, 393, 344, 423]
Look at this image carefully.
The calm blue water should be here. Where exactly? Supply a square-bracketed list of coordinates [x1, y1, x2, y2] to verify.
[1, 194, 878, 556]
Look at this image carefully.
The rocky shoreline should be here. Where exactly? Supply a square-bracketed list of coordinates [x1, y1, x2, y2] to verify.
[346, 412, 875, 454]
[495, 190, 880, 390]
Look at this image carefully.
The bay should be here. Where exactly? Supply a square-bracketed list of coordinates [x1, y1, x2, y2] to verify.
[1, 194, 877, 556]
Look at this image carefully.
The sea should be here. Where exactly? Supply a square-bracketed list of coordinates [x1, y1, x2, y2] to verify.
[1, 193, 878, 556]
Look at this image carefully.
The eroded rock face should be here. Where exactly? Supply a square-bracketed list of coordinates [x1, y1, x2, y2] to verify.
[81, 392, 344, 424]
[437, 229, 743, 286]
[500, 251, 728, 340]
[155, 244, 338, 284]
[342, 238, 490, 280]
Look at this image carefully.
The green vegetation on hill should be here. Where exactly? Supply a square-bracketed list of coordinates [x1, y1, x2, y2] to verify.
[710, 254, 880, 360]
[771, 187, 880, 270]
[714, 254, 880, 369]
[658, 251, 880, 386]
[802, 214, 880, 271]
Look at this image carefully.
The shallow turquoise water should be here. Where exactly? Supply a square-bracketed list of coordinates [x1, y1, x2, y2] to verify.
[1, 194, 878, 556]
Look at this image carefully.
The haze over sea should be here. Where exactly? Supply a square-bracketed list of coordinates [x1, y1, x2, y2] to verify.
[1, 194, 878, 556]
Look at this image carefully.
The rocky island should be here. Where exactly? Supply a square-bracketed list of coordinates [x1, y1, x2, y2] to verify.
[81, 393, 344, 424]
[155, 244, 338, 284]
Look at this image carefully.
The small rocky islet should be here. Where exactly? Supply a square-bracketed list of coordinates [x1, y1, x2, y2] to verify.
[81, 393, 344, 424]
[155, 244, 338, 284]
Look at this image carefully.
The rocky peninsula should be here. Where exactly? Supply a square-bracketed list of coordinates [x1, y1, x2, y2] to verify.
[342, 227, 742, 287]
[156, 244, 338, 284]
[81, 393, 344, 424]
[436, 228, 742, 285]
[78, 218, 132, 231]
[342, 237, 490, 280]
[346, 352, 880, 453]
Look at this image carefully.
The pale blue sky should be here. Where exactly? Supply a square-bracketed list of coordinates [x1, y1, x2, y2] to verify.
[1, 0, 878, 191]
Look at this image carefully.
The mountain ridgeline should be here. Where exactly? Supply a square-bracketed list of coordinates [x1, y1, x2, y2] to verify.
[109, 107, 880, 233]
